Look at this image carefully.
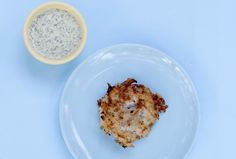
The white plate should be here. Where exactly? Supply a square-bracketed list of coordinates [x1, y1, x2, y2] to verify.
[60, 44, 200, 159]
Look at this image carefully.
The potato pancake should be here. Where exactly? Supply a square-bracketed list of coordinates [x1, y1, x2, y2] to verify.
[97, 78, 167, 148]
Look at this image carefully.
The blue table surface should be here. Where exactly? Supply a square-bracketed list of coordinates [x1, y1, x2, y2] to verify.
[0, 0, 235, 159]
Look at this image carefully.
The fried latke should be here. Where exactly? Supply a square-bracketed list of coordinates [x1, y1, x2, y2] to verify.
[97, 78, 167, 148]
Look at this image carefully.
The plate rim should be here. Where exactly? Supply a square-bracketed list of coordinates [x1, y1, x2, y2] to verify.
[59, 43, 201, 159]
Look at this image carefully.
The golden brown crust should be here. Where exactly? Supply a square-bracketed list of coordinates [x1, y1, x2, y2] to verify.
[97, 78, 167, 148]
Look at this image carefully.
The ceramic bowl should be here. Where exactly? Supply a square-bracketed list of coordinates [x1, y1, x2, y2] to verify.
[23, 2, 87, 65]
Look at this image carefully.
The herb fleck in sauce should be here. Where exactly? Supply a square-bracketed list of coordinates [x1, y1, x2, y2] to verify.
[29, 9, 81, 60]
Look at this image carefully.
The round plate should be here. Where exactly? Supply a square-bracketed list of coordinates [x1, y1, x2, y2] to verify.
[60, 44, 200, 159]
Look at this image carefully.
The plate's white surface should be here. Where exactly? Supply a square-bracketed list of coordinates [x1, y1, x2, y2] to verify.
[60, 44, 200, 159]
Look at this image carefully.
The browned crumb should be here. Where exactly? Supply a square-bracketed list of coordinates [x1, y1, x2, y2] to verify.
[97, 78, 167, 148]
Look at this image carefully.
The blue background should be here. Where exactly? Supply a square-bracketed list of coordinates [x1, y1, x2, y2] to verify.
[0, 0, 235, 159]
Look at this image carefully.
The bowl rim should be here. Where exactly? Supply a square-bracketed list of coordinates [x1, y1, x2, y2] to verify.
[23, 1, 87, 65]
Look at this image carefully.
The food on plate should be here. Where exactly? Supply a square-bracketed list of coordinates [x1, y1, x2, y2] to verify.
[97, 78, 168, 148]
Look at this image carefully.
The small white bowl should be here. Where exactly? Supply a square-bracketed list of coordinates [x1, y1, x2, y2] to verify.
[23, 2, 87, 65]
